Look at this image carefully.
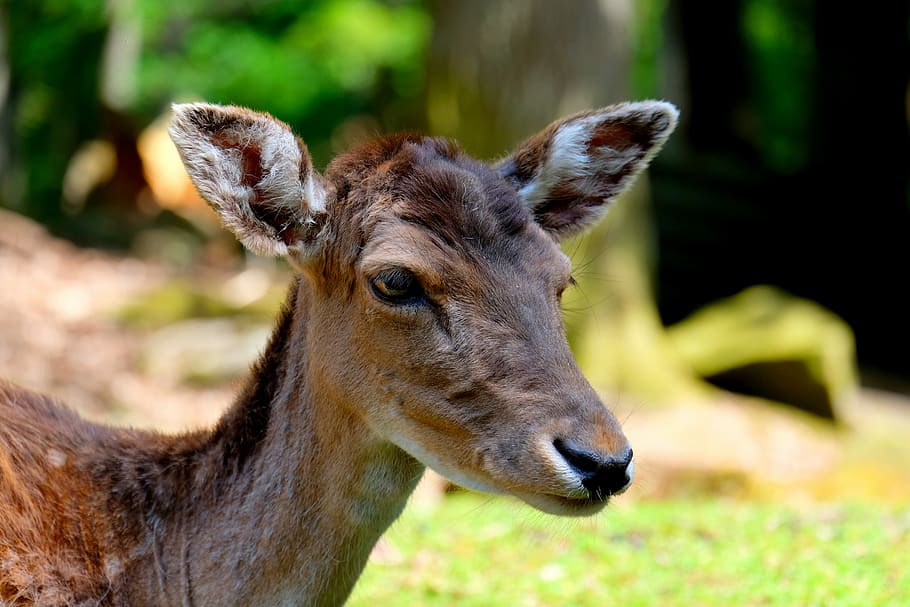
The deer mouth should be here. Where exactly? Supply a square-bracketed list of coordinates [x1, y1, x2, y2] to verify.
[502, 437, 634, 516]
[512, 490, 612, 517]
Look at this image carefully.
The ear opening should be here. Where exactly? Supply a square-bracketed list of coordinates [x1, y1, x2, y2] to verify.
[169, 103, 328, 257]
[498, 101, 678, 239]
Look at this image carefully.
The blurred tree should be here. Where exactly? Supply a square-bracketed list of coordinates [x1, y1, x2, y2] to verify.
[425, 0, 705, 401]
[424, 0, 902, 405]
[425, 0, 632, 156]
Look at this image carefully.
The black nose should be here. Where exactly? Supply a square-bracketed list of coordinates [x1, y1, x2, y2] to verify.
[553, 438, 634, 499]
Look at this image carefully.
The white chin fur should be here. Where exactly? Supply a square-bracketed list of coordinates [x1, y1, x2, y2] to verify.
[385, 432, 504, 496]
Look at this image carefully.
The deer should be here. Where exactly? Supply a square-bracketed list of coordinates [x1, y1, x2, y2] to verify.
[0, 99, 677, 606]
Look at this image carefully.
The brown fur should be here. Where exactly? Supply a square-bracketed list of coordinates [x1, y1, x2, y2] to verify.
[1, 101, 676, 605]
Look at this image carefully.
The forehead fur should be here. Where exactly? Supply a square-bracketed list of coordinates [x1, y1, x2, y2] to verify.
[326, 134, 533, 254]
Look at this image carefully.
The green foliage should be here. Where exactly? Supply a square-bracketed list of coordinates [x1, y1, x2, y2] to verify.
[631, 0, 669, 99]
[3, 1, 107, 219]
[2, 0, 430, 226]
[631, 0, 815, 173]
[135, 0, 430, 162]
[742, 0, 815, 172]
[350, 493, 910, 607]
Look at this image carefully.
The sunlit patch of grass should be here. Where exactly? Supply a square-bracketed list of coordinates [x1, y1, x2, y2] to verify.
[349, 492, 910, 607]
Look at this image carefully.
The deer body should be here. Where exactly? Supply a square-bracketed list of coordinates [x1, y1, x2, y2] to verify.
[0, 101, 676, 605]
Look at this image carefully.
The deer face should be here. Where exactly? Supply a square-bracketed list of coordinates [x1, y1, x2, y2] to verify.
[170, 102, 677, 515]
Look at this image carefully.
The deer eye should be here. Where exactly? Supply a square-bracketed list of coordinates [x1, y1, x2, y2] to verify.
[370, 269, 427, 305]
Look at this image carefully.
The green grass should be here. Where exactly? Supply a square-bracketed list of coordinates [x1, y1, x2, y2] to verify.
[348, 492, 910, 607]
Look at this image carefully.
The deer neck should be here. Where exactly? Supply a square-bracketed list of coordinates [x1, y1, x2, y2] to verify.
[131, 279, 423, 606]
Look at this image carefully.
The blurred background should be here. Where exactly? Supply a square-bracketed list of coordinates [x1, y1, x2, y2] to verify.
[1, 1, 909, 604]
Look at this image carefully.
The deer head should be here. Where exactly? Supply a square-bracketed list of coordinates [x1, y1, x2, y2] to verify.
[169, 101, 677, 516]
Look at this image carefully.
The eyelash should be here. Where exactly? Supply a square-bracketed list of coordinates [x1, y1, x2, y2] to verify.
[369, 268, 429, 306]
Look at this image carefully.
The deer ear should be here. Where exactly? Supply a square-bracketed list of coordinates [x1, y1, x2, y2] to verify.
[497, 101, 678, 239]
[169, 103, 327, 257]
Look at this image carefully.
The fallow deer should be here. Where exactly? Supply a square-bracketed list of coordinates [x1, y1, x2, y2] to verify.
[0, 100, 677, 605]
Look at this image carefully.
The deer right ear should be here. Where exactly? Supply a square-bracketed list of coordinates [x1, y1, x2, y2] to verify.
[169, 103, 328, 258]
[497, 101, 678, 240]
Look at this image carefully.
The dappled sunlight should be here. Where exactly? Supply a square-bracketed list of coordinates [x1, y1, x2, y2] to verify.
[667, 285, 857, 417]
[136, 113, 206, 214]
[62, 140, 117, 211]
[350, 491, 910, 606]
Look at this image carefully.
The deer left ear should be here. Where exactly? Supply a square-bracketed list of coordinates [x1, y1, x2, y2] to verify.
[497, 101, 678, 240]
[169, 103, 328, 258]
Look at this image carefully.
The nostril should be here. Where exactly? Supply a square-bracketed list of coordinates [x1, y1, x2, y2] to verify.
[615, 449, 634, 495]
[553, 439, 634, 498]
[553, 438, 603, 474]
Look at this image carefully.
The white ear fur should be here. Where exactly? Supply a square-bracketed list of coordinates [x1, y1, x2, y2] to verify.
[169, 103, 327, 257]
[500, 100, 679, 238]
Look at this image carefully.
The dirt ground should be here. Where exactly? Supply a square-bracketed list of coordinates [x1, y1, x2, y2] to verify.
[2, 208, 909, 504]
[0, 209, 239, 430]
